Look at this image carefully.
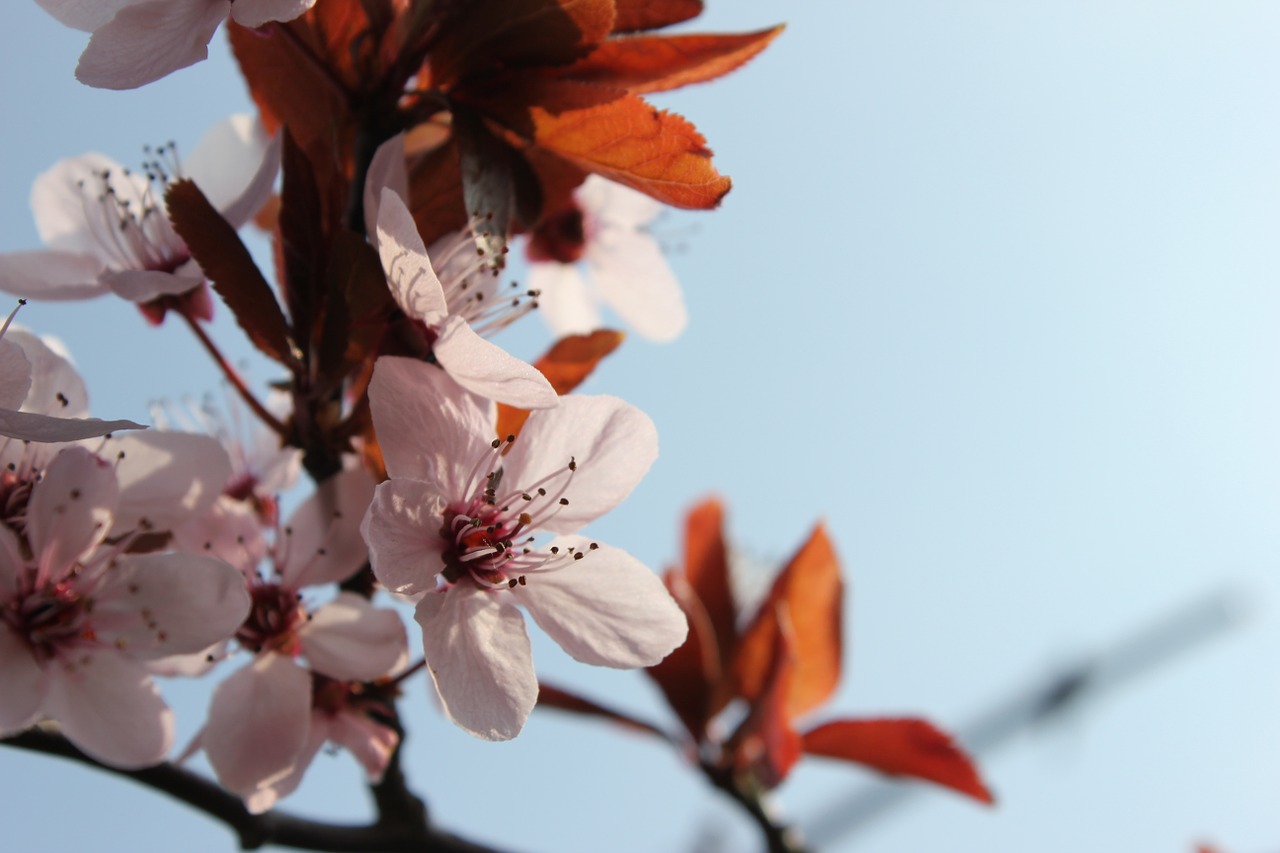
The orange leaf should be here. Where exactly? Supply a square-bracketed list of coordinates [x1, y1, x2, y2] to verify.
[475, 79, 731, 209]
[727, 606, 802, 789]
[681, 498, 737, 699]
[495, 330, 625, 438]
[731, 523, 843, 721]
[645, 570, 721, 741]
[612, 0, 703, 33]
[564, 27, 784, 95]
[429, 0, 615, 87]
[802, 718, 994, 805]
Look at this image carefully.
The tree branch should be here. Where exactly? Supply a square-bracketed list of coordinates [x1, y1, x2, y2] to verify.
[2, 726, 512, 853]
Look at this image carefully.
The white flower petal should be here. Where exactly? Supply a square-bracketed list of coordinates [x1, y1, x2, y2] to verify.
[8, 327, 91, 418]
[44, 650, 173, 768]
[172, 496, 266, 575]
[578, 175, 662, 229]
[280, 468, 375, 589]
[185, 115, 281, 229]
[502, 395, 658, 534]
[104, 269, 204, 303]
[0, 410, 145, 443]
[377, 189, 448, 324]
[75, 0, 230, 90]
[242, 714, 328, 813]
[0, 251, 107, 300]
[587, 230, 686, 342]
[363, 135, 408, 239]
[107, 431, 232, 534]
[31, 153, 123, 254]
[300, 593, 407, 681]
[204, 654, 311, 798]
[529, 262, 601, 338]
[0, 340, 32, 410]
[520, 539, 687, 668]
[27, 447, 117, 582]
[0, 625, 48, 734]
[432, 315, 558, 409]
[416, 585, 536, 741]
[230, 0, 315, 27]
[328, 710, 397, 782]
[93, 553, 250, 658]
[362, 478, 447, 597]
[36, 0, 136, 32]
[367, 355, 493, 487]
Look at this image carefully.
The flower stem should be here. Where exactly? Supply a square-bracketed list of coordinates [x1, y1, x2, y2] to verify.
[180, 311, 287, 437]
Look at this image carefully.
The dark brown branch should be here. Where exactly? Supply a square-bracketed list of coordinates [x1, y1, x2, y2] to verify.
[2, 726, 510, 853]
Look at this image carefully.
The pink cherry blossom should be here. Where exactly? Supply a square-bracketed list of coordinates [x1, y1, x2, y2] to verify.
[0, 311, 144, 443]
[527, 176, 687, 343]
[36, 0, 316, 89]
[0, 115, 279, 318]
[0, 447, 250, 768]
[175, 468, 409, 810]
[360, 356, 687, 741]
[367, 136, 556, 409]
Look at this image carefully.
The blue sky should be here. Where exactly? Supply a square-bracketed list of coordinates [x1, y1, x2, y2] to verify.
[2, 2, 1278, 851]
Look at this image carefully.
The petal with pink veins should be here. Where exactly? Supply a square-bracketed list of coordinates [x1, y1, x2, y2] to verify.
[529, 262, 600, 338]
[362, 478, 448, 597]
[279, 468, 375, 590]
[300, 593, 408, 681]
[44, 649, 174, 768]
[0, 625, 48, 734]
[92, 553, 250, 658]
[432, 315, 559, 409]
[104, 269, 204, 303]
[36, 0, 136, 32]
[502, 395, 658, 534]
[75, 0, 230, 90]
[0, 251, 106, 301]
[367, 356, 493, 487]
[26, 447, 117, 584]
[588, 226, 686, 343]
[204, 653, 311, 799]
[520, 539, 687, 668]
[363, 136, 408, 238]
[106, 431, 232, 534]
[0, 340, 32, 409]
[377, 189, 448, 325]
[416, 585, 536, 741]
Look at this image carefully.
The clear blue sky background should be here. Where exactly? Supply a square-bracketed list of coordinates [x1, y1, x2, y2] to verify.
[2, 2, 1278, 851]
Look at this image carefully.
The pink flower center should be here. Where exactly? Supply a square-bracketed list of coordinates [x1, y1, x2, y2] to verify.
[235, 582, 305, 656]
[2, 579, 94, 662]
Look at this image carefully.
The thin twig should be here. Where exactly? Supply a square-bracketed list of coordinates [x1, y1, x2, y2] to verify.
[180, 310, 287, 437]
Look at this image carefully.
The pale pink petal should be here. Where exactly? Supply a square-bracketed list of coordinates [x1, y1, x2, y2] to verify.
[0, 410, 145, 443]
[230, 0, 315, 27]
[529, 262, 601, 338]
[300, 593, 407, 681]
[107, 431, 233, 534]
[416, 585, 536, 741]
[0, 524, 26, 597]
[8, 328, 90, 418]
[75, 0, 230, 90]
[432, 315, 558, 409]
[36, 0, 136, 32]
[31, 153, 123, 254]
[367, 355, 493, 487]
[104, 269, 204, 303]
[362, 478, 447, 597]
[204, 654, 311, 798]
[587, 230, 686, 342]
[185, 115, 281, 229]
[502, 395, 657, 534]
[27, 447, 117, 583]
[376, 189, 448, 325]
[171, 496, 266, 575]
[363, 136, 408, 238]
[279, 468, 375, 589]
[92, 553, 250, 658]
[243, 714, 328, 813]
[0, 625, 48, 734]
[577, 175, 662, 229]
[520, 539, 687, 668]
[0, 251, 107, 300]
[0, 340, 32, 409]
[328, 710, 398, 782]
[44, 650, 173, 768]
[146, 641, 227, 677]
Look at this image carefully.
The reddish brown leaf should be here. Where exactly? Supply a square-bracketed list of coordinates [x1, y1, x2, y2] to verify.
[536, 682, 671, 741]
[495, 330, 625, 438]
[429, 0, 615, 87]
[727, 607, 802, 789]
[563, 27, 784, 95]
[731, 523, 843, 722]
[164, 180, 295, 369]
[406, 130, 469, 247]
[645, 570, 720, 741]
[681, 498, 737, 707]
[612, 0, 703, 33]
[476, 79, 731, 209]
[802, 718, 994, 805]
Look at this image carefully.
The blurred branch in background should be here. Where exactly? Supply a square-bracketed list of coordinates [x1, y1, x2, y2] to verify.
[805, 589, 1248, 847]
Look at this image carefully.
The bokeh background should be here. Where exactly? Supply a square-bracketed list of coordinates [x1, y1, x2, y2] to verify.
[2, 2, 1278, 851]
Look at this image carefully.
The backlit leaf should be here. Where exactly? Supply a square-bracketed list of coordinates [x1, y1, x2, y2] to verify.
[564, 27, 784, 95]
[645, 570, 720, 741]
[612, 0, 702, 33]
